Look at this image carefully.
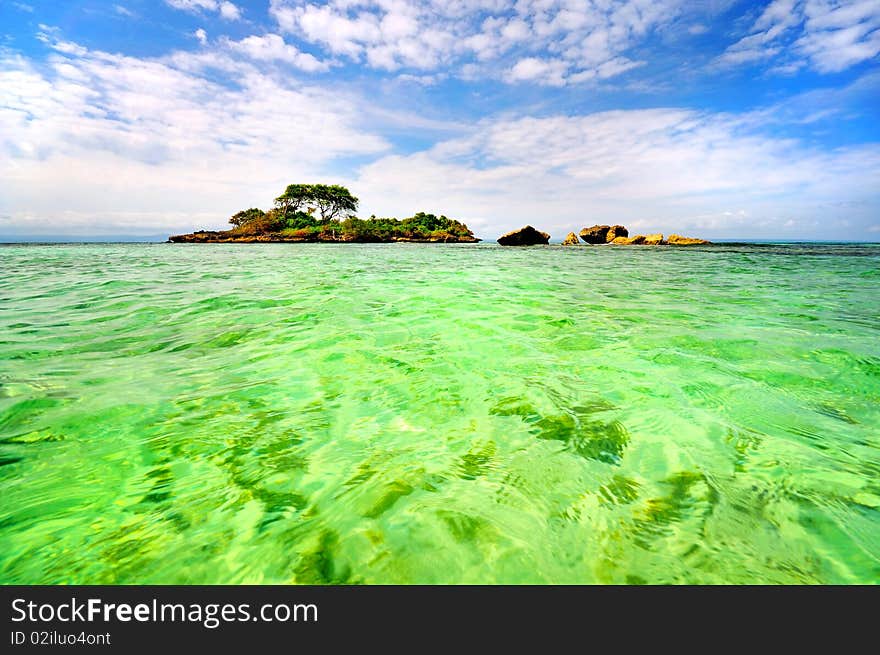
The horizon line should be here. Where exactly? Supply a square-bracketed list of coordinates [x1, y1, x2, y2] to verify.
[2, 238, 879, 245]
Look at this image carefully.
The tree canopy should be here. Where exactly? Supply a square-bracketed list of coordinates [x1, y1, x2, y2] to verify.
[274, 183, 358, 222]
[339, 212, 474, 241]
[228, 208, 265, 227]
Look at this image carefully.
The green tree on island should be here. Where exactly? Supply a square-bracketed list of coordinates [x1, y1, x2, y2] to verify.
[228, 208, 265, 227]
[274, 184, 359, 222]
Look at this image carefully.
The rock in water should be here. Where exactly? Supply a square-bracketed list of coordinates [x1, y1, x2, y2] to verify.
[579, 225, 611, 243]
[643, 233, 665, 245]
[497, 225, 551, 246]
[611, 235, 646, 245]
[668, 234, 711, 245]
[562, 232, 580, 245]
[168, 230, 227, 243]
[606, 225, 628, 242]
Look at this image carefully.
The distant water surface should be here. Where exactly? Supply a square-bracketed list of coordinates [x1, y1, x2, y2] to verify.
[1, 242, 878, 583]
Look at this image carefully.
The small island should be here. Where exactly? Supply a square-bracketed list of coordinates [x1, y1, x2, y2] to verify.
[169, 183, 480, 243]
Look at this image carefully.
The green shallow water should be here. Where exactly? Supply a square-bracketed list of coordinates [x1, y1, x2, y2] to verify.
[1, 242, 879, 584]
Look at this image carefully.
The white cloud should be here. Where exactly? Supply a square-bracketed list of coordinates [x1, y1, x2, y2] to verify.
[281, 4, 383, 60]
[352, 103, 880, 239]
[224, 34, 329, 72]
[566, 57, 644, 84]
[218, 1, 240, 21]
[506, 57, 568, 86]
[268, 0, 683, 84]
[3, 15, 879, 241]
[114, 4, 136, 18]
[717, 45, 782, 66]
[0, 42, 386, 236]
[3, 32, 878, 239]
[717, 0, 880, 73]
[165, 0, 242, 21]
[395, 72, 444, 85]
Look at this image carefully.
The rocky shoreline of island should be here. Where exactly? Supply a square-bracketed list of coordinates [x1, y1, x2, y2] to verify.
[168, 229, 480, 244]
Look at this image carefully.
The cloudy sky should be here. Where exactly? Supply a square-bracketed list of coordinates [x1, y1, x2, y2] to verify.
[1, 0, 879, 240]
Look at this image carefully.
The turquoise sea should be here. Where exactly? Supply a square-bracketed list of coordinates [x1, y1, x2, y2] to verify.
[1, 242, 878, 584]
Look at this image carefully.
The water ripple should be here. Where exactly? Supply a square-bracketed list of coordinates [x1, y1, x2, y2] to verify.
[0, 242, 878, 583]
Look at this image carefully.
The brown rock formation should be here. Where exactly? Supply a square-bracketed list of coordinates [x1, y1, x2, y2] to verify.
[668, 234, 711, 245]
[606, 230, 711, 246]
[606, 225, 628, 242]
[611, 235, 645, 245]
[497, 225, 551, 246]
[579, 225, 611, 243]
[561, 232, 580, 245]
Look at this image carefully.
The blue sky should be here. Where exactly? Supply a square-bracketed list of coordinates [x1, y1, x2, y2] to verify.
[1, 0, 879, 240]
